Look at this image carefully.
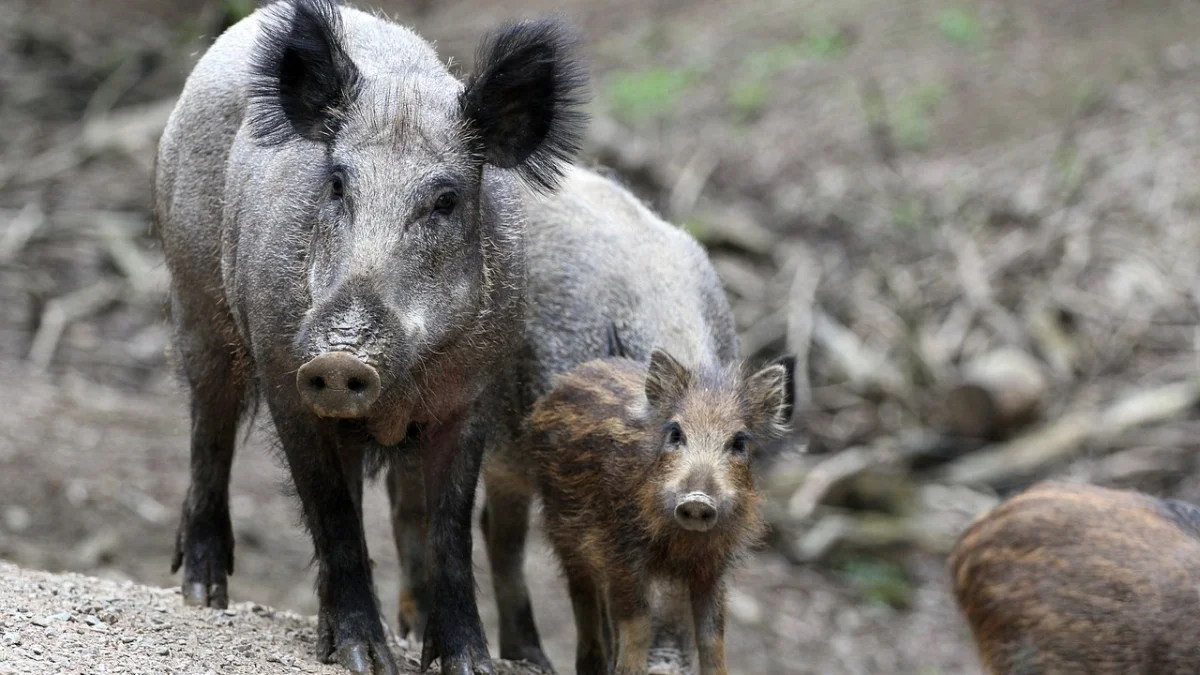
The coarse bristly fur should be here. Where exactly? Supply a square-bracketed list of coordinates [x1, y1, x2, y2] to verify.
[948, 480, 1200, 675]
[153, 0, 589, 672]
[524, 350, 794, 675]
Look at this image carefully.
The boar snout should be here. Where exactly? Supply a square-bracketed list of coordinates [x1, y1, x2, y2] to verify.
[296, 352, 381, 418]
[674, 491, 718, 532]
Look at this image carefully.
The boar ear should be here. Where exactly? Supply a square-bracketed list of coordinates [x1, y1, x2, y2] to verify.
[645, 349, 690, 412]
[249, 0, 362, 144]
[744, 355, 796, 439]
[461, 17, 590, 192]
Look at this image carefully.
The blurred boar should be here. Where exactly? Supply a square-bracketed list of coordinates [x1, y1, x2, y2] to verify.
[948, 480, 1200, 675]
[523, 348, 795, 675]
[151, 0, 588, 672]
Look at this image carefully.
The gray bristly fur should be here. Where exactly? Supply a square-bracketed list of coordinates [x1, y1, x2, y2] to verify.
[153, 1, 588, 672]
[468, 163, 746, 670]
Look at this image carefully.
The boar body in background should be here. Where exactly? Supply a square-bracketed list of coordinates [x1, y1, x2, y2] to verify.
[949, 480, 1200, 675]
[151, 0, 587, 672]
[523, 350, 794, 675]
[387, 164, 746, 671]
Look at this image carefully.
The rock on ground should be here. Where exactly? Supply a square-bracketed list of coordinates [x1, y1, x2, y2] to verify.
[0, 561, 544, 675]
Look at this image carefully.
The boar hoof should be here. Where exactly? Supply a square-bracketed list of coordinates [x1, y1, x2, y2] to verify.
[181, 581, 228, 609]
[171, 508, 234, 609]
[335, 641, 399, 675]
[420, 633, 493, 675]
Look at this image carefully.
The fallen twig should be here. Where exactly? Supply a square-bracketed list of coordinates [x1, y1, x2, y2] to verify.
[0, 204, 46, 264]
[940, 377, 1200, 486]
[27, 280, 126, 372]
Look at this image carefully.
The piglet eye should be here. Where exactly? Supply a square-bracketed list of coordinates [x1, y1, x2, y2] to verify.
[665, 422, 685, 447]
[730, 432, 752, 456]
[432, 191, 458, 216]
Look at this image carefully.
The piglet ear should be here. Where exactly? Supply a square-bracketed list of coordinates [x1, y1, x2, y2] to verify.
[460, 17, 590, 192]
[248, 0, 362, 144]
[645, 349, 691, 413]
[744, 355, 796, 440]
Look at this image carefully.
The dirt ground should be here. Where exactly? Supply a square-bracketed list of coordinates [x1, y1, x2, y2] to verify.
[4, 0, 1200, 673]
[0, 560, 546, 675]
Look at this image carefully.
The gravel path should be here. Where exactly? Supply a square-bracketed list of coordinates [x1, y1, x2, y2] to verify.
[0, 561, 542, 675]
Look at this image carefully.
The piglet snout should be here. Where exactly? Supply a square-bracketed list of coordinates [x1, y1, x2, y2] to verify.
[675, 492, 718, 532]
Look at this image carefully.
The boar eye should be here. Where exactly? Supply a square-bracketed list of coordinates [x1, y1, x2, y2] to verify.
[664, 422, 685, 447]
[730, 432, 753, 456]
[432, 191, 458, 216]
[330, 172, 346, 201]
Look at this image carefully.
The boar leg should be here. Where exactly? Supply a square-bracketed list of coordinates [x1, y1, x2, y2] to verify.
[690, 580, 727, 675]
[169, 307, 245, 610]
[419, 415, 493, 675]
[385, 454, 430, 640]
[563, 565, 606, 675]
[273, 411, 398, 675]
[609, 578, 652, 675]
[480, 455, 552, 670]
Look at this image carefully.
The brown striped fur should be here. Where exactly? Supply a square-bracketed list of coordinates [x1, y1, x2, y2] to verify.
[525, 350, 793, 675]
[948, 480, 1200, 675]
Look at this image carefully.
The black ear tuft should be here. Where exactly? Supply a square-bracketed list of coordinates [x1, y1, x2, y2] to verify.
[248, 0, 362, 144]
[460, 17, 590, 192]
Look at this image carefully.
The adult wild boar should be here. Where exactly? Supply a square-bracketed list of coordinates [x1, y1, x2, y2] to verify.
[387, 166, 748, 672]
[151, 0, 588, 672]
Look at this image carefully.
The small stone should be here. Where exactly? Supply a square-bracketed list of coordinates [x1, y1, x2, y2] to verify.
[222, 609, 237, 617]
[121, 636, 136, 644]
[3, 506, 31, 533]
[156, 646, 170, 656]
[2, 632, 18, 646]
[29, 644, 44, 656]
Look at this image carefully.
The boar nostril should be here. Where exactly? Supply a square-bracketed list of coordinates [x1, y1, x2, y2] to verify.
[674, 492, 718, 532]
[296, 352, 382, 419]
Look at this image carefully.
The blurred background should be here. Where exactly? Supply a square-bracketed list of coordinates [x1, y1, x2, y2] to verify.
[3, 0, 1200, 672]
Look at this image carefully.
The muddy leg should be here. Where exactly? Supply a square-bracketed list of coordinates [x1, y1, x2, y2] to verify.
[649, 581, 695, 673]
[169, 307, 245, 609]
[480, 459, 551, 670]
[418, 415, 493, 675]
[563, 564, 605, 675]
[273, 409, 397, 675]
[690, 580, 727, 675]
[609, 577, 652, 675]
[386, 454, 430, 640]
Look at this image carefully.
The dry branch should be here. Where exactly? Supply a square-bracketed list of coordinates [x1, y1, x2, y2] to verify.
[1, 98, 176, 189]
[784, 431, 944, 521]
[811, 310, 911, 400]
[784, 243, 822, 411]
[0, 204, 46, 263]
[27, 280, 126, 372]
[944, 348, 1047, 439]
[939, 377, 1200, 486]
